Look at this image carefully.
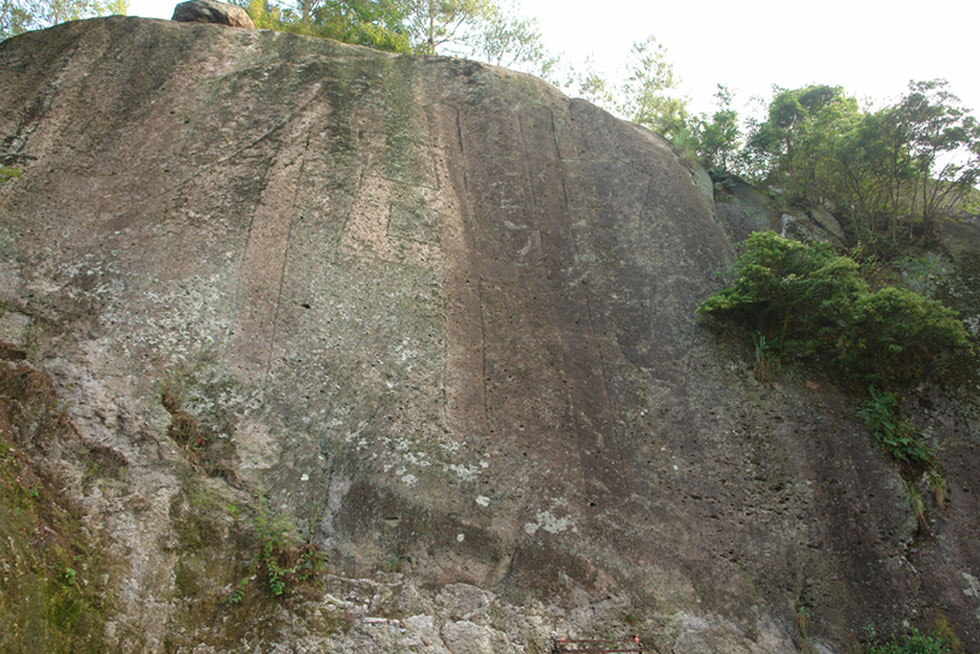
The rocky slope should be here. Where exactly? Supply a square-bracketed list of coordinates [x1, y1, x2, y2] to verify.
[1, 16, 978, 653]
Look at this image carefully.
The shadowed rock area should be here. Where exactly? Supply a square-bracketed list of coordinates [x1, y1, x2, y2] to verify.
[1, 16, 979, 653]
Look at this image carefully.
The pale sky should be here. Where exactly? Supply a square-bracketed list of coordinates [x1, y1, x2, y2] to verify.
[127, 0, 980, 117]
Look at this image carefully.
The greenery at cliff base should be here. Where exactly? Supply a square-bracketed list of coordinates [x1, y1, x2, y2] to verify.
[0, 359, 107, 652]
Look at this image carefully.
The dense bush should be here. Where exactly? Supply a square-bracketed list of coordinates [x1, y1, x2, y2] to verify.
[699, 231, 973, 468]
[697, 231, 971, 386]
[697, 232, 864, 355]
[838, 286, 971, 384]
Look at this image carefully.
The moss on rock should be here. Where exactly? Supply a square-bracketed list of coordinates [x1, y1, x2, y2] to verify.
[0, 357, 108, 652]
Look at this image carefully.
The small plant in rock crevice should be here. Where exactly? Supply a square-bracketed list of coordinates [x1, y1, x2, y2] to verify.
[857, 388, 936, 468]
[751, 332, 781, 384]
[795, 602, 812, 639]
[927, 470, 947, 507]
[385, 552, 410, 573]
[229, 493, 322, 604]
[0, 164, 21, 184]
[906, 483, 929, 531]
[862, 625, 952, 653]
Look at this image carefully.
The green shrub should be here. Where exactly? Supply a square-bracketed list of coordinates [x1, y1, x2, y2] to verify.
[864, 627, 951, 653]
[839, 287, 971, 384]
[698, 231, 971, 385]
[697, 231, 867, 358]
[700, 232, 972, 469]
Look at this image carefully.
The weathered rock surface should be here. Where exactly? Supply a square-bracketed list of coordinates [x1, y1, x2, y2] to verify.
[1, 16, 979, 652]
[779, 209, 846, 247]
[714, 175, 775, 241]
[172, 0, 254, 28]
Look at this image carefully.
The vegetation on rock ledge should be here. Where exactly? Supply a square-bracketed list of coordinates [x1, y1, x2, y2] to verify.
[698, 231, 972, 467]
[864, 626, 953, 654]
[229, 493, 323, 604]
[697, 231, 972, 387]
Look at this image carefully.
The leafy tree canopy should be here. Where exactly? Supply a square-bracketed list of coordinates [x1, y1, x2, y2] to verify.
[692, 84, 740, 172]
[1, 0, 127, 39]
[241, 0, 552, 74]
[741, 79, 980, 251]
[745, 84, 861, 201]
[245, 0, 411, 51]
[617, 36, 687, 140]
[554, 35, 688, 143]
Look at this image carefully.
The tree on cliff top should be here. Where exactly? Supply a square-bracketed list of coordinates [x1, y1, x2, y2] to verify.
[555, 35, 688, 142]
[1, 0, 127, 39]
[743, 79, 980, 253]
[246, 0, 413, 51]
[402, 0, 489, 55]
[745, 84, 861, 204]
[242, 0, 551, 74]
[617, 36, 688, 141]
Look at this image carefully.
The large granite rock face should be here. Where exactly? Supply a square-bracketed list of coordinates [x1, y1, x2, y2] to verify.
[1, 17, 979, 652]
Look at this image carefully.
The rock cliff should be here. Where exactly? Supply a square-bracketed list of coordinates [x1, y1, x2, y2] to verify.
[1, 16, 978, 653]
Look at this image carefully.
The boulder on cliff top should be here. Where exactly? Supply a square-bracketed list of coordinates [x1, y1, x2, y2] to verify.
[171, 0, 254, 28]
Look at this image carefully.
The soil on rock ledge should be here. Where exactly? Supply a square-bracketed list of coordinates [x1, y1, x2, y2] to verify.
[1, 16, 979, 652]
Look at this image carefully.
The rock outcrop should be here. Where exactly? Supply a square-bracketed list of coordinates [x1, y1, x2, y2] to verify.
[1, 16, 978, 653]
[172, 0, 254, 28]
